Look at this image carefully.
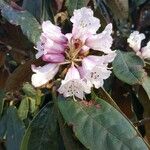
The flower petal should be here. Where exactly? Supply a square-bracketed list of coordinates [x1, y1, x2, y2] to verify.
[63, 65, 81, 82]
[31, 63, 59, 87]
[58, 65, 91, 99]
[141, 41, 150, 59]
[83, 65, 111, 89]
[42, 21, 67, 43]
[86, 23, 113, 53]
[42, 53, 65, 63]
[71, 7, 100, 39]
[127, 31, 145, 52]
[44, 37, 65, 54]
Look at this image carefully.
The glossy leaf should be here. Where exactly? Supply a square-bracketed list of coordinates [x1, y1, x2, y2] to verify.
[6, 106, 25, 150]
[0, 90, 5, 117]
[58, 112, 87, 150]
[58, 97, 149, 150]
[66, 0, 89, 15]
[113, 51, 145, 85]
[0, 0, 42, 44]
[0, 110, 7, 139]
[142, 76, 150, 100]
[20, 102, 59, 150]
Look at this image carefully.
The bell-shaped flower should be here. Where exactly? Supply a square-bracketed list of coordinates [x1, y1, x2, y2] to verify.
[81, 52, 116, 88]
[31, 63, 59, 87]
[70, 7, 100, 39]
[127, 31, 145, 52]
[141, 41, 150, 59]
[85, 23, 113, 53]
[58, 65, 91, 100]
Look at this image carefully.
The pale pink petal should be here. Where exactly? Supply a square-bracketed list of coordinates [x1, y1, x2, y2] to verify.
[127, 31, 145, 52]
[71, 7, 100, 39]
[83, 65, 111, 89]
[31, 63, 59, 87]
[42, 53, 65, 63]
[58, 65, 91, 99]
[44, 38, 65, 54]
[85, 23, 113, 53]
[84, 51, 116, 65]
[42, 21, 67, 43]
[141, 41, 150, 59]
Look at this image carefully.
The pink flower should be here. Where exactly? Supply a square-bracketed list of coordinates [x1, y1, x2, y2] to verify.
[42, 53, 65, 63]
[31, 7, 116, 100]
[127, 31, 150, 59]
[58, 65, 91, 100]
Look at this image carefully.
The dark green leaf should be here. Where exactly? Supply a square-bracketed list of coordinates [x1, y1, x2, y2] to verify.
[22, 0, 41, 21]
[6, 106, 25, 150]
[20, 102, 59, 150]
[0, 110, 7, 139]
[66, 0, 89, 15]
[0, 0, 42, 44]
[41, 0, 54, 22]
[0, 90, 5, 117]
[58, 112, 87, 150]
[142, 76, 150, 100]
[18, 97, 29, 120]
[113, 51, 145, 85]
[58, 98, 149, 150]
[135, 0, 147, 6]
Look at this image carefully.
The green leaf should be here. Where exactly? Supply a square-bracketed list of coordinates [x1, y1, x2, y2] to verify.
[0, 110, 7, 139]
[58, 98, 149, 150]
[0, 0, 42, 44]
[66, 0, 89, 15]
[22, 0, 41, 21]
[18, 97, 29, 120]
[6, 106, 25, 150]
[113, 51, 145, 85]
[29, 97, 36, 114]
[135, 0, 147, 6]
[142, 76, 150, 100]
[20, 102, 59, 150]
[22, 83, 36, 98]
[41, 0, 54, 22]
[58, 112, 87, 150]
[0, 90, 5, 117]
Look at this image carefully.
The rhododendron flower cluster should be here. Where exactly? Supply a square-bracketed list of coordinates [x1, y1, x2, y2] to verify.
[127, 31, 150, 59]
[31, 7, 116, 100]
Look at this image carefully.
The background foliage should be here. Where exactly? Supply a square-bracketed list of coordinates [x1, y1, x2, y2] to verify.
[0, 0, 150, 150]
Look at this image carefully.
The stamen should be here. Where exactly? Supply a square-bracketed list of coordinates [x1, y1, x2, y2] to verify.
[59, 61, 71, 65]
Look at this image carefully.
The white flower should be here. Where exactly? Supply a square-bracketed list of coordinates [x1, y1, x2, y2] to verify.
[127, 31, 145, 52]
[70, 7, 100, 39]
[82, 53, 116, 88]
[58, 65, 91, 100]
[31, 63, 59, 87]
[141, 41, 150, 59]
[85, 23, 113, 53]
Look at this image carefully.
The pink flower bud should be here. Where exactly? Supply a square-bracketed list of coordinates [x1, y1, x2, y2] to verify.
[42, 53, 65, 63]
